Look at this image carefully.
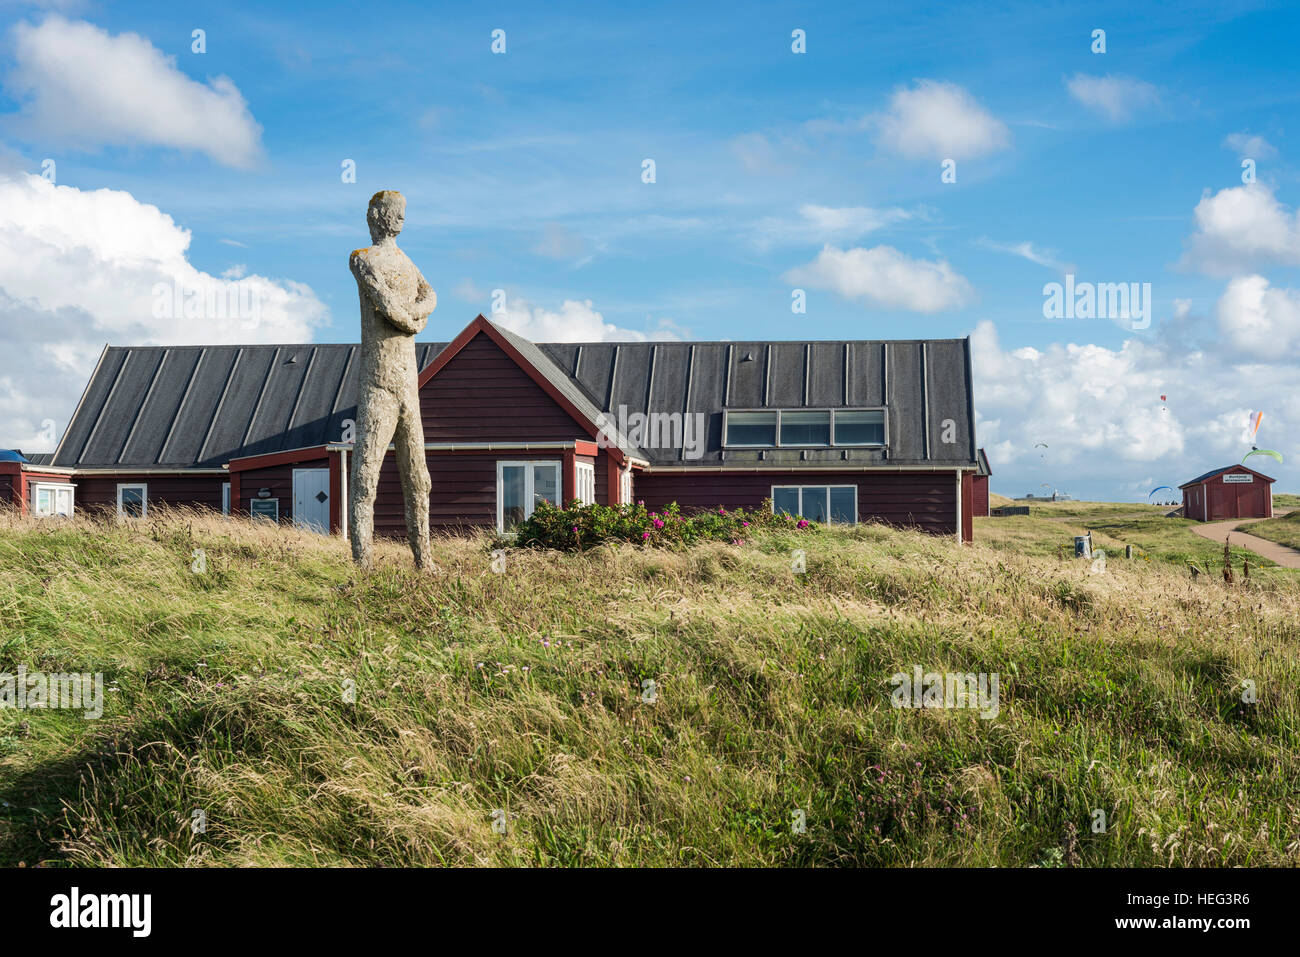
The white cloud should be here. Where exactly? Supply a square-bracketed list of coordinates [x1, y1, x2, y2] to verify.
[971, 288, 1300, 498]
[1181, 184, 1300, 276]
[1223, 132, 1277, 160]
[752, 204, 913, 250]
[783, 244, 974, 313]
[1215, 275, 1300, 357]
[872, 80, 1009, 160]
[491, 297, 683, 342]
[976, 238, 1073, 273]
[0, 173, 326, 450]
[4, 15, 263, 168]
[1066, 74, 1159, 123]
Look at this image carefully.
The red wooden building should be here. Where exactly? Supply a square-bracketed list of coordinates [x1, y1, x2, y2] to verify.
[1179, 464, 1274, 521]
[4, 314, 982, 542]
[970, 448, 991, 517]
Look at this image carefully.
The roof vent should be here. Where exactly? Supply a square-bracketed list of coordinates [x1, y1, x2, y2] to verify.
[286, 355, 298, 364]
[741, 352, 755, 362]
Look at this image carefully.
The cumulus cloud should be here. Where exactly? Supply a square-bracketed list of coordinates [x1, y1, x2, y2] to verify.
[1215, 275, 1300, 357]
[783, 244, 974, 313]
[872, 80, 1009, 160]
[490, 297, 683, 342]
[0, 173, 326, 450]
[972, 285, 1300, 498]
[1066, 74, 1159, 123]
[1181, 184, 1300, 276]
[4, 15, 263, 168]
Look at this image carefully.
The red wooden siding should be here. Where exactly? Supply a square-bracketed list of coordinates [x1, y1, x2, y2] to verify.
[0, 473, 12, 505]
[419, 332, 591, 443]
[971, 474, 989, 517]
[632, 469, 964, 538]
[1181, 465, 1274, 522]
[75, 474, 225, 514]
[961, 471, 973, 543]
[237, 459, 329, 522]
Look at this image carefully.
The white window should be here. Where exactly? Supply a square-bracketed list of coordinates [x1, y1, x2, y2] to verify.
[725, 411, 777, 447]
[575, 462, 596, 506]
[833, 409, 886, 446]
[32, 483, 74, 518]
[117, 483, 147, 519]
[222, 482, 231, 516]
[619, 467, 633, 505]
[497, 461, 562, 533]
[771, 485, 857, 524]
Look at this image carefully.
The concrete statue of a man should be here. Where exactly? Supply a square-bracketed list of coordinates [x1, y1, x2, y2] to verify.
[348, 190, 434, 568]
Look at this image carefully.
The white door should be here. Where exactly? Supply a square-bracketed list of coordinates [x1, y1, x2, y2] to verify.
[292, 468, 331, 533]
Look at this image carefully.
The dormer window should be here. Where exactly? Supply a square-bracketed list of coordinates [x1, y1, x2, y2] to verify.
[723, 408, 886, 448]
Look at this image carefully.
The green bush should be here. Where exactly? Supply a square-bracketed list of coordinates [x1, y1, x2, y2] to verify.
[510, 499, 818, 551]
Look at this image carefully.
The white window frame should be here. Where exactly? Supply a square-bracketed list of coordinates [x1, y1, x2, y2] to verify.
[575, 462, 596, 506]
[619, 467, 633, 505]
[770, 484, 858, 524]
[117, 482, 147, 519]
[249, 498, 279, 522]
[723, 408, 888, 449]
[222, 481, 231, 516]
[32, 482, 74, 518]
[496, 460, 562, 533]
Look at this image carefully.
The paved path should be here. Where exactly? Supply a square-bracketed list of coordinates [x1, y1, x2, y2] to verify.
[1191, 513, 1300, 569]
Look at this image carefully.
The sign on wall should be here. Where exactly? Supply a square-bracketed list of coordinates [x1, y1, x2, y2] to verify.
[250, 498, 280, 521]
[1223, 474, 1254, 484]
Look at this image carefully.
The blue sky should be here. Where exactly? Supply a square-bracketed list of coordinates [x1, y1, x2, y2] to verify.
[1, 0, 1298, 499]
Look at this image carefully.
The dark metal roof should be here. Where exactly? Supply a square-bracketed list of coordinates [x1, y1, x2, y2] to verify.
[54, 327, 978, 470]
[1179, 464, 1275, 488]
[977, 447, 991, 476]
[539, 338, 977, 468]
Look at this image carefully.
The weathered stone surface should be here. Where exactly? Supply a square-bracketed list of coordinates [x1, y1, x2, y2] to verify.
[348, 190, 434, 568]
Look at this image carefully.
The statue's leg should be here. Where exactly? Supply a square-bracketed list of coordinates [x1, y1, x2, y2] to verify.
[394, 389, 432, 569]
[349, 392, 400, 567]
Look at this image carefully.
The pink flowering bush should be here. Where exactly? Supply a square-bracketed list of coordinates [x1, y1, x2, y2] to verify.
[511, 498, 818, 551]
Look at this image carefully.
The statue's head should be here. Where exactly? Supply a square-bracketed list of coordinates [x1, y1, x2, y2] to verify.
[367, 190, 405, 242]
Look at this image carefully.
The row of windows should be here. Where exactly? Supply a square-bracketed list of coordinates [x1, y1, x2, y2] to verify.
[724, 409, 885, 448]
[34, 473, 859, 532]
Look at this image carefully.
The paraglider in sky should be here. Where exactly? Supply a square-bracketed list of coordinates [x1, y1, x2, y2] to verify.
[1148, 485, 1174, 501]
[1160, 394, 1167, 412]
[1242, 449, 1283, 467]
[1034, 442, 1048, 460]
[1242, 410, 1263, 445]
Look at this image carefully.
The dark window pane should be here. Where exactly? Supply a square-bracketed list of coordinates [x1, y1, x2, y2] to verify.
[780, 411, 830, 446]
[835, 410, 885, 445]
[802, 487, 828, 522]
[501, 466, 526, 530]
[727, 412, 777, 446]
[773, 487, 799, 516]
[830, 486, 856, 524]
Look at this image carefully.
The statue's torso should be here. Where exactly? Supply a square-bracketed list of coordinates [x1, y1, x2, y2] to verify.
[353, 244, 422, 389]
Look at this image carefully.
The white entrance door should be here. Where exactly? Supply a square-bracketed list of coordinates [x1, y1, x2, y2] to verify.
[292, 468, 331, 533]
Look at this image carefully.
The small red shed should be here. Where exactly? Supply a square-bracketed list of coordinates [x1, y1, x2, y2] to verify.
[1179, 464, 1274, 522]
[970, 448, 991, 517]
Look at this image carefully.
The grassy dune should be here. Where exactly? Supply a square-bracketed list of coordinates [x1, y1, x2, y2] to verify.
[1241, 511, 1300, 551]
[1, 505, 1297, 867]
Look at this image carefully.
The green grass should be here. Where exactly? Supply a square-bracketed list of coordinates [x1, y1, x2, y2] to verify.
[1, 504, 1297, 867]
[1272, 493, 1300, 509]
[1240, 511, 1300, 551]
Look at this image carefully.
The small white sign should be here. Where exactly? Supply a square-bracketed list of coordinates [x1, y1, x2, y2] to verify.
[1223, 473, 1254, 484]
